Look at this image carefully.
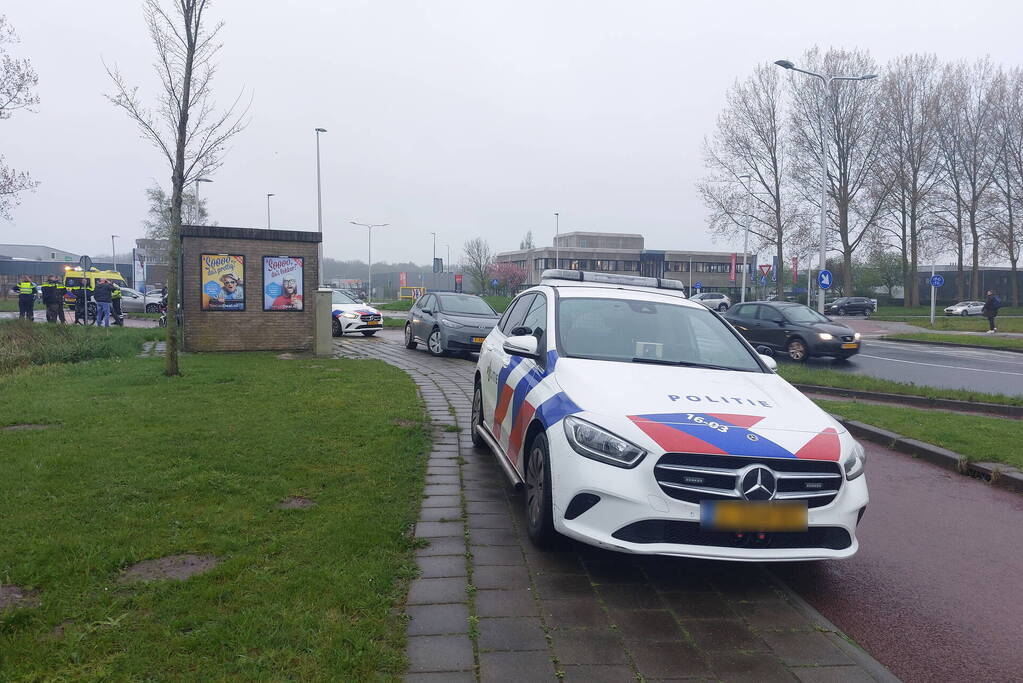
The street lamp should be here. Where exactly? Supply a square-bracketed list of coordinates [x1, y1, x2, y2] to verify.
[554, 212, 560, 268]
[774, 59, 876, 312]
[111, 235, 119, 275]
[443, 243, 450, 274]
[315, 128, 327, 282]
[430, 232, 437, 290]
[350, 220, 389, 303]
[266, 193, 275, 229]
[194, 177, 212, 225]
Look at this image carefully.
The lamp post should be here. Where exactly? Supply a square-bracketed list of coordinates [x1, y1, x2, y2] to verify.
[774, 59, 876, 312]
[430, 232, 436, 290]
[111, 235, 119, 276]
[194, 177, 212, 225]
[350, 221, 389, 303]
[266, 193, 275, 229]
[554, 212, 560, 268]
[315, 127, 327, 282]
[444, 243, 450, 274]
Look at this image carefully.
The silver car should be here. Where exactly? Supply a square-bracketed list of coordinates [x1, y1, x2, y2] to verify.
[404, 292, 500, 357]
[688, 291, 731, 311]
[944, 301, 984, 316]
[117, 287, 165, 313]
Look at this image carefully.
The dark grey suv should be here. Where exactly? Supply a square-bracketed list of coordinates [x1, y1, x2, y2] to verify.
[724, 301, 861, 362]
[405, 292, 501, 356]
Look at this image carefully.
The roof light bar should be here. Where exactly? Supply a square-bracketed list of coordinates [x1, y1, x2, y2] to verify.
[540, 269, 685, 292]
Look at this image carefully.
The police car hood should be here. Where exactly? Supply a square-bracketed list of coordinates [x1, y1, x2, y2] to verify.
[553, 357, 847, 461]
[331, 303, 380, 315]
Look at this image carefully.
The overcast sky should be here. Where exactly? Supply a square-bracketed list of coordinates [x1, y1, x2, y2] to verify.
[4, 0, 1023, 264]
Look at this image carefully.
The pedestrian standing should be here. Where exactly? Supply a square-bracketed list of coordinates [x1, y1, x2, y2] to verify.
[982, 290, 1001, 333]
[111, 282, 124, 326]
[93, 278, 114, 328]
[11, 275, 37, 320]
[40, 275, 67, 323]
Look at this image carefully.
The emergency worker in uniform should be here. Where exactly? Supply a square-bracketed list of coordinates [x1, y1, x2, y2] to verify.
[11, 276, 37, 320]
[40, 275, 67, 323]
[111, 282, 124, 325]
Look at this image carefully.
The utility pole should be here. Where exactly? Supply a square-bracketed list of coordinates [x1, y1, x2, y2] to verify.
[194, 178, 212, 225]
[431, 231, 436, 291]
[266, 193, 275, 229]
[111, 235, 119, 276]
[315, 128, 327, 283]
[350, 221, 389, 303]
[554, 212, 560, 268]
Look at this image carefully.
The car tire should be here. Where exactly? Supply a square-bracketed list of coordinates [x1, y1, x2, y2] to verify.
[145, 303, 160, 313]
[524, 432, 557, 548]
[471, 382, 487, 450]
[717, 303, 728, 312]
[332, 318, 343, 337]
[961, 310, 969, 317]
[787, 338, 809, 362]
[404, 323, 417, 349]
[427, 328, 446, 356]
[361, 330, 377, 337]
[837, 307, 846, 316]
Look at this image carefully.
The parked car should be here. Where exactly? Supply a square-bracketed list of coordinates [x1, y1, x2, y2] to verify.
[330, 289, 383, 336]
[116, 286, 164, 313]
[824, 297, 875, 316]
[689, 291, 731, 311]
[471, 269, 868, 561]
[944, 301, 984, 316]
[405, 292, 500, 356]
[724, 301, 861, 362]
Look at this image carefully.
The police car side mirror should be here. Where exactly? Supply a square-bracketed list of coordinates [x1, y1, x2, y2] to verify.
[503, 334, 540, 360]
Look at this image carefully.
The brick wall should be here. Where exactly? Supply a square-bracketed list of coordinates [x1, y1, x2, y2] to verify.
[180, 226, 321, 352]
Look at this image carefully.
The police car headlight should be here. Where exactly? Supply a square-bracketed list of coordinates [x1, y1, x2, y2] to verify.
[563, 416, 646, 469]
[818, 332, 834, 341]
[442, 319, 464, 328]
[341, 312, 359, 319]
[843, 441, 866, 480]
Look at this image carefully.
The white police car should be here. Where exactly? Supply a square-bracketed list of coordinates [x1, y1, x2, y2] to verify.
[330, 289, 383, 336]
[471, 270, 868, 561]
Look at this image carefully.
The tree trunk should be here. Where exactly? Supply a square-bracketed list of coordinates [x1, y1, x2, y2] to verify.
[955, 205, 965, 301]
[969, 205, 980, 300]
[909, 206, 920, 307]
[775, 241, 784, 299]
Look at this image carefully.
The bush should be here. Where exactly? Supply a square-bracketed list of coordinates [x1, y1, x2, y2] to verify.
[0, 320, 162, 376]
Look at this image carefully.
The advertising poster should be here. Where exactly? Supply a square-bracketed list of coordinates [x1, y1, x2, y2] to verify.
[133, 248, 146, 291]
[729, 253, 736, 282]
[262, 256, 304, 311]
[201, 253, 245, 311]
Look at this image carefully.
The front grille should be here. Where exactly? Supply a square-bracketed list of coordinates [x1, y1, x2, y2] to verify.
[654, 453, 842, 509]
[360, 313, 382, 323]
[612, 520, 851, 550]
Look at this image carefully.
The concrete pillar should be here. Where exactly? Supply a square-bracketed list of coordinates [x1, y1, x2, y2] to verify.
[315, 288, 333, 357]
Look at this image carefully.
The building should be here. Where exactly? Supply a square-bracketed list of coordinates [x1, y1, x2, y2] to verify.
[915, 266, 1022, 305]
[495, 231, 757, 297]
[0, 244, 79, 262]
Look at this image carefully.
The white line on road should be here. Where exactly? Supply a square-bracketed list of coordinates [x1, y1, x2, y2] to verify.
[867, 341, 1023, 367]
[858, 354, 1023, 376]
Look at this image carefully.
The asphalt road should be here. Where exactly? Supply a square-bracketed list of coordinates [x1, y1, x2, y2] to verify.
[774, 441, 1023, 682]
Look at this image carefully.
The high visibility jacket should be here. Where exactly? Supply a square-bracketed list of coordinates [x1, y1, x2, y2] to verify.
[17, 280, 35, 296]
[40, 282, 66, 304]
[111, 286, 122, 300]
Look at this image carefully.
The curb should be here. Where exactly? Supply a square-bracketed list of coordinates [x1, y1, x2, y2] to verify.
[833, 416, 1023, 495]
[791, 383, 1023, 419]
[880, 336, 1023, 354]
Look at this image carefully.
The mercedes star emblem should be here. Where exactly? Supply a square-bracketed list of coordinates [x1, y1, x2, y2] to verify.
[741, 466, 777, 501]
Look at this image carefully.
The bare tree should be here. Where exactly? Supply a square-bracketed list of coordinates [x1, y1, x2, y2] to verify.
[462, 238, 494, 293]
[935, 59, 999, 299]
[987, 67, 1023, 306]
[106, 0, 247, 376]
[787, 47, 888, 292]
[875, 54, 943, 306]
[0, 15, 39, 220]
[142, 183, 211, 240]
[697, 63, 796, 297]
[519, 230, 535, 250]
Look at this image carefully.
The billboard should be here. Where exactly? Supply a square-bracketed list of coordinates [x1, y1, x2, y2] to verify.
[200, 253, 245, 311]
[262, 256, 304, 311]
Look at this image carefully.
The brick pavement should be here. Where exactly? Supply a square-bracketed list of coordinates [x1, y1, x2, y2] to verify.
[335, 331, 895, 682]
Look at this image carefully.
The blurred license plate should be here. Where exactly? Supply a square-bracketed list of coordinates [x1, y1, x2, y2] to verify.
[700, 501, 807, 532]
[368, 320, 381, 325]
[471, 337, 486, 343]
[841, 342, 858, 349]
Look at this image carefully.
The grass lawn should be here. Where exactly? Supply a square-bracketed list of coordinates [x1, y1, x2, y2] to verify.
[885, 332, 1023, 351]
[483, 295, 512, 313]
[383, 317, 406, 328]
[0, 320, 163, 376]
[870, 314, 1023, 333]
[378, 300, 413, 311]
[777, 363, 1023, 407]
[874, 305, 1023, 317]
[0, 298, 20, 312]
[815, 399, 1022, 469]
[0, 351, 431, 679]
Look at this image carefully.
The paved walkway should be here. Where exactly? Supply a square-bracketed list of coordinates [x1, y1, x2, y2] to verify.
[335, 331, 895, 683]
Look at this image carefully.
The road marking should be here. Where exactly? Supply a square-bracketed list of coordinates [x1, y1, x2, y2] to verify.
[858, 354, 1023, 376]
[867, 341, 1023, 367]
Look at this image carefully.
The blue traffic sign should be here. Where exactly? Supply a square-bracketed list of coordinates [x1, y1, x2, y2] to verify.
[817, 269, 833, 290]
[694, 281, 702, 290]
[930, 274, 945, 288]
[490, 278, 499, 287]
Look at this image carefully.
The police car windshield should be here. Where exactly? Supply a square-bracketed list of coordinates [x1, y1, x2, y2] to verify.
[332, 291, 359, 305]
[437, 294, 497, 316]
[557, 297, 762, 372]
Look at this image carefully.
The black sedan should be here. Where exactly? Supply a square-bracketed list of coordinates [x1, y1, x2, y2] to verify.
[825, 296, 875, 316]
[723, 301, 862, 362]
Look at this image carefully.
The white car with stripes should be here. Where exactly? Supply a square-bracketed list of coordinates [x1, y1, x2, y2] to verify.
[470, 270, 869, 561]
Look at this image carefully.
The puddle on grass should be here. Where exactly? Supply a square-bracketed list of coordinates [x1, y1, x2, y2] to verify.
[0, 585, 41, 611]
[276, 496, 316, 510]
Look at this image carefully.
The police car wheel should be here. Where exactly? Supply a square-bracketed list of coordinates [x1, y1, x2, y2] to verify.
[525, 433, 557, 547]
[404, 323, 417, 349]
[332, 318, 343, 337]
[470, 383, 486, 449]
[428, 329, 445, 356]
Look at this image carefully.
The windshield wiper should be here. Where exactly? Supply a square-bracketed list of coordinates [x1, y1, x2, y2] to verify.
[631, 357, 740, 371]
